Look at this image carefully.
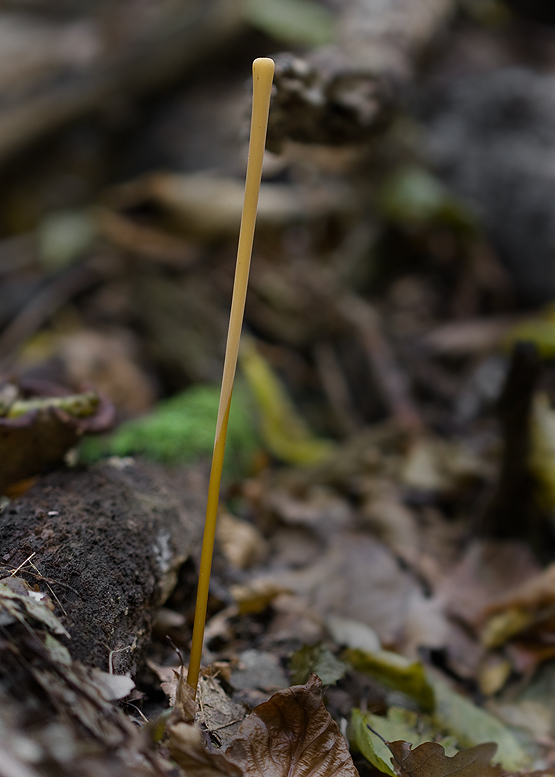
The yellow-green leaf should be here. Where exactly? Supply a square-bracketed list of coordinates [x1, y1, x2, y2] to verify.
[344, 647, 434, 712]
[429, 674, 531, 772]
[242, 0, 334, 48]
[240, 338, 333, 466]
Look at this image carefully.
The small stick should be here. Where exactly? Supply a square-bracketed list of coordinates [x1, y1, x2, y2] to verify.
[0, 266, 97, 370]
[366, 723, 389, 745]
[338, 293, 423, 434]
[187, 57, 275, 695]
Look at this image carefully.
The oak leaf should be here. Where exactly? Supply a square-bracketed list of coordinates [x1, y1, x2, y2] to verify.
[225, 674, 359, 776]
[387, 740, 503, 777]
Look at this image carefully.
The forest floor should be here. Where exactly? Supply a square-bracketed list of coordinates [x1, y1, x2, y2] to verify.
[1, 2, 555, 776]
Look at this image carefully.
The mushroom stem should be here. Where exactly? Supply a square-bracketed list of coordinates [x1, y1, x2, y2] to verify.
[187, 57, 274, 694]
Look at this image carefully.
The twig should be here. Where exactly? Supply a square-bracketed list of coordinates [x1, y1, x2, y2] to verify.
[0, 266, 98, 369]
[0, 563, 80, 595]
[9, 552, 36, 577]
[95, 207, 200, 269]
[107, 644, 133, 675]
[480, 342, 541, 539]
[366, 723, 388, 745]
[313, 340, 360, 436]
[338, 293, 423, 433]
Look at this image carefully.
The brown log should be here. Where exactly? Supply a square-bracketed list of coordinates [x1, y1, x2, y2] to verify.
[0, 459, 205, 674]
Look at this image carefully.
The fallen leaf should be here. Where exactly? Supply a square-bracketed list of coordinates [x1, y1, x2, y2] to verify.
[216, 510, 268, 570]
[230, 577, 293, 615]
[165, 665, 246, 775]
[0, 379, 114, 494]
[344, 647, 434, 712]
[238, 532, 430, 649]
[388, 740, 502, 777]
[31, 662, 135, 747]
[266, 485, 353, 534]
[172, 664, 199, 724]
[0, 577, 70, 637]
[350, 707, 457, 777]
[479, 563, 555, 648]
[361, 491, 419, 562]
[196, 674, 249, 749]
[292, 533, 420, 648]
[119, 172, 351, 239]
[148, 660, 185, 709]
[438, 540, 540, 628]
[477, 653, 512, 697]
[482, 609, 537, 650]
[225, 674, 359, 776]
[240, 337, 333, 466]
[168, 721, 244, 777]
[289, 643, 348, 686]
[267, 592, 326, 644]
[43, 633, 72, 666]
[326, 615, 381, 654]
[350, 709, 396, 777]
[402, 588, 449, 659]
[487, 698, 554, 743]
[89, 668, 135, 701]
[231, 649, 289, 693]
[441, 619, 485, 681]
[429, 673, 531, 771]
[59, 329, 156, 415]
[400, 437, 482, 495]
[243, 0, 334, 48]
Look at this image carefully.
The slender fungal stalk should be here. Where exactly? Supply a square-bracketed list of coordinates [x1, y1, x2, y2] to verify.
[187, 57, 275, 695]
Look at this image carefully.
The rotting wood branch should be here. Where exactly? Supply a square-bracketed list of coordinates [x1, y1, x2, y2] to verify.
[267, 0, 456, 150]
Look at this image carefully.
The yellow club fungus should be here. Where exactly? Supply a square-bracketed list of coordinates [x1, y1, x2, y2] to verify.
[187, 57, 275, 694]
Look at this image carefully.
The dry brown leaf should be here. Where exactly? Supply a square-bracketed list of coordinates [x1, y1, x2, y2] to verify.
[216, 510, 268, 570]
[482, 564, 555, 617]
[238, 533, 419, 647]
[195, 674, 249, 749]
[167, 664, 198, 725]
[0, 378, 114, 493]
[128, 172, 353, 238]
[168, 721, 243, 777]
[388, 740, 503, 777]
[479, 564, 555, 649]
[296, 533, 419, 647]
[230, 577, 293, 615]
[59, 329, 156, 414]
[166, 666, 244, 777]
[438, 540, 540, 628]
[225, 674, 359, 777]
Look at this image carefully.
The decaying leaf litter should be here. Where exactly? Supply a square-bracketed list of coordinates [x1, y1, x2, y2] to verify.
[2, 1, 555, 776]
